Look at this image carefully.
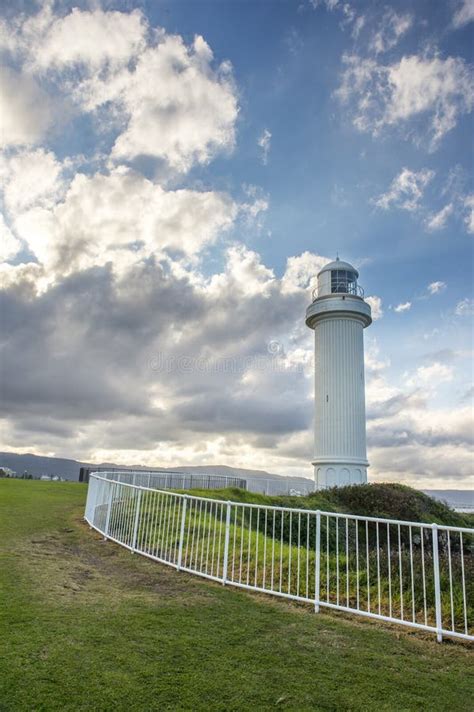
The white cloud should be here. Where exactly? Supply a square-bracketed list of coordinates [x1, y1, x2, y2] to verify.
[13, 167, 237, 276]
[351, 15, 366, 39]
[30, 8, 147, 71]
[239, 184, 269, 228]
[394, 301, 411, 313]
[0, 8, 238, 175]
[77, 35, 238, 173]
[206, 244, 276, 298]
[0, 214, 21, 262]
[368, 402, 474, 488]
[336, 54, 474, 149]
[281, 251, 329, 294]
[373, 168, 434, 212]
[0, 149, 67, 214]
[405, 362, 454, 388]
[0, 66, 53, 148]
[257, 128, 272, 165]
[309, 0, 361, 35]
[365, 295, 383, 320]
[453, 0, 474, 28]
[369, 9, 412, 54]
[424, 203, 453, 231]
[365, 339, 390, 374]
[462, 194, 474, 233]
[455, 298, 474, 316]
[428, 281, 446, 294]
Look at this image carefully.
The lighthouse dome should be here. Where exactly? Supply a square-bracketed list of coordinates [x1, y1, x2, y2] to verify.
[315, 257, 361, 298]
[317, 258, 359, 278]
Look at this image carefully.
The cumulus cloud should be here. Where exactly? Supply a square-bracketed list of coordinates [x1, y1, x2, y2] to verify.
[280, 251, 328, 294]
[13, 167, 237, 276]
[336, 54, 474, 149]
[0, 66, 53, 148]
[0, 6, 238, 174]
[79, 35, 238, 172]
[0, 214, 21, 262]
[365, 295, 383, 320]
[257, 128, 272, 165]
[28, 8, 147, 71]
[0, 149, 67, 214]
[394, 301, 411, 313]
[373, 168, 434, 212]
[0, 246, 318, 471]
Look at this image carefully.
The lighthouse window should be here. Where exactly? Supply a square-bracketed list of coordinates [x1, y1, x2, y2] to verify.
[331, 269, 357, 294]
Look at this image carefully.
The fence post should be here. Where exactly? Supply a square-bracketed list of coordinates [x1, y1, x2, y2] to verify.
[104, 484, 113, 540]
[315, 510, 321, 613]
[131, 489, 142, 553]
[222, 502, 232, 585]
[86, 477, 95, 526]
[177, 496, 188, 571]
[432, 524, 443, 642]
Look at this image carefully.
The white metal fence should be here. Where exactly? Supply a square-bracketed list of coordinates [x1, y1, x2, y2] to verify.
[246, 477, 314, 496]
[85, 473, 473, 643]
[99, 470, 247, 491]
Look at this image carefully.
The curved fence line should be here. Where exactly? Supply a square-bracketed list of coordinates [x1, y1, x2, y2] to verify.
[84, 473, 473, 643]
[97, 470, 247, 491]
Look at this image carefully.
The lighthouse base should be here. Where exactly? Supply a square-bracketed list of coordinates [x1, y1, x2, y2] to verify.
[312, 461, 368, 490]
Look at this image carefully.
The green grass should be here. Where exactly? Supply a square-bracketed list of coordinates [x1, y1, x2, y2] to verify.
[1, 480, 473, 711]
[121, 490, 473, 631]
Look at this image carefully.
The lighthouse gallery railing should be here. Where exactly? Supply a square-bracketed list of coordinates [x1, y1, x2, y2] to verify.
[85, 473, 473, 643]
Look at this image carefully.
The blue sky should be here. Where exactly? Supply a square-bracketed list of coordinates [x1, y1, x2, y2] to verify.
[0, 0, 473, 487]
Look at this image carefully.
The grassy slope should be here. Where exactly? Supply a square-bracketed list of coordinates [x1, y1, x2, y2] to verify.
[0, 480, 472, 712]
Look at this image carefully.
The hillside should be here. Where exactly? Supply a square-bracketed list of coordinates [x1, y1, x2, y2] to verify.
[188, 483, 474, 528]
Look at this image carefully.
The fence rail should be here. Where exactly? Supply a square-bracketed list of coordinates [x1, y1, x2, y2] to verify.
[99, 470, 247, 491]
[85, 474, 473, 643]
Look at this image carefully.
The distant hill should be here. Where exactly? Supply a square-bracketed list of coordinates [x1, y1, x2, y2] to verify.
[0, 452, 88, 480]
[0, 452, 311, 487]
[0, 452, 471, 513]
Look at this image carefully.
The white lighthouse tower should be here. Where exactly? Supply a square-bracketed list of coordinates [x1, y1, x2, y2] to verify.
[306, 258, 372, 489]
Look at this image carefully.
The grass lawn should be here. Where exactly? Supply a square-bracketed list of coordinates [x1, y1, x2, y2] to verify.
[0, 480, 472, 711]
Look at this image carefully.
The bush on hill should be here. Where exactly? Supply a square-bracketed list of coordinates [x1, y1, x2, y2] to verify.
[187, 483, 472, 528]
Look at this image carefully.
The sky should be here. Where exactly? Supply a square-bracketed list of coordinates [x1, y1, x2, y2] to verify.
[0, 0, 473, 488]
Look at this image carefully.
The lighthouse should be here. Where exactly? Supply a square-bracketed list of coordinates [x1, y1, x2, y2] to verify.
[306, 258, 372, 489]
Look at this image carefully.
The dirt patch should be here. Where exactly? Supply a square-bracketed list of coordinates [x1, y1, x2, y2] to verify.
[10, 518, 218, 609]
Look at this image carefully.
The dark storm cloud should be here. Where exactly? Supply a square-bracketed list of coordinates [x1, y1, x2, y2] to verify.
[175, 391, 311, 435]
[1, 256, 311, 451]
